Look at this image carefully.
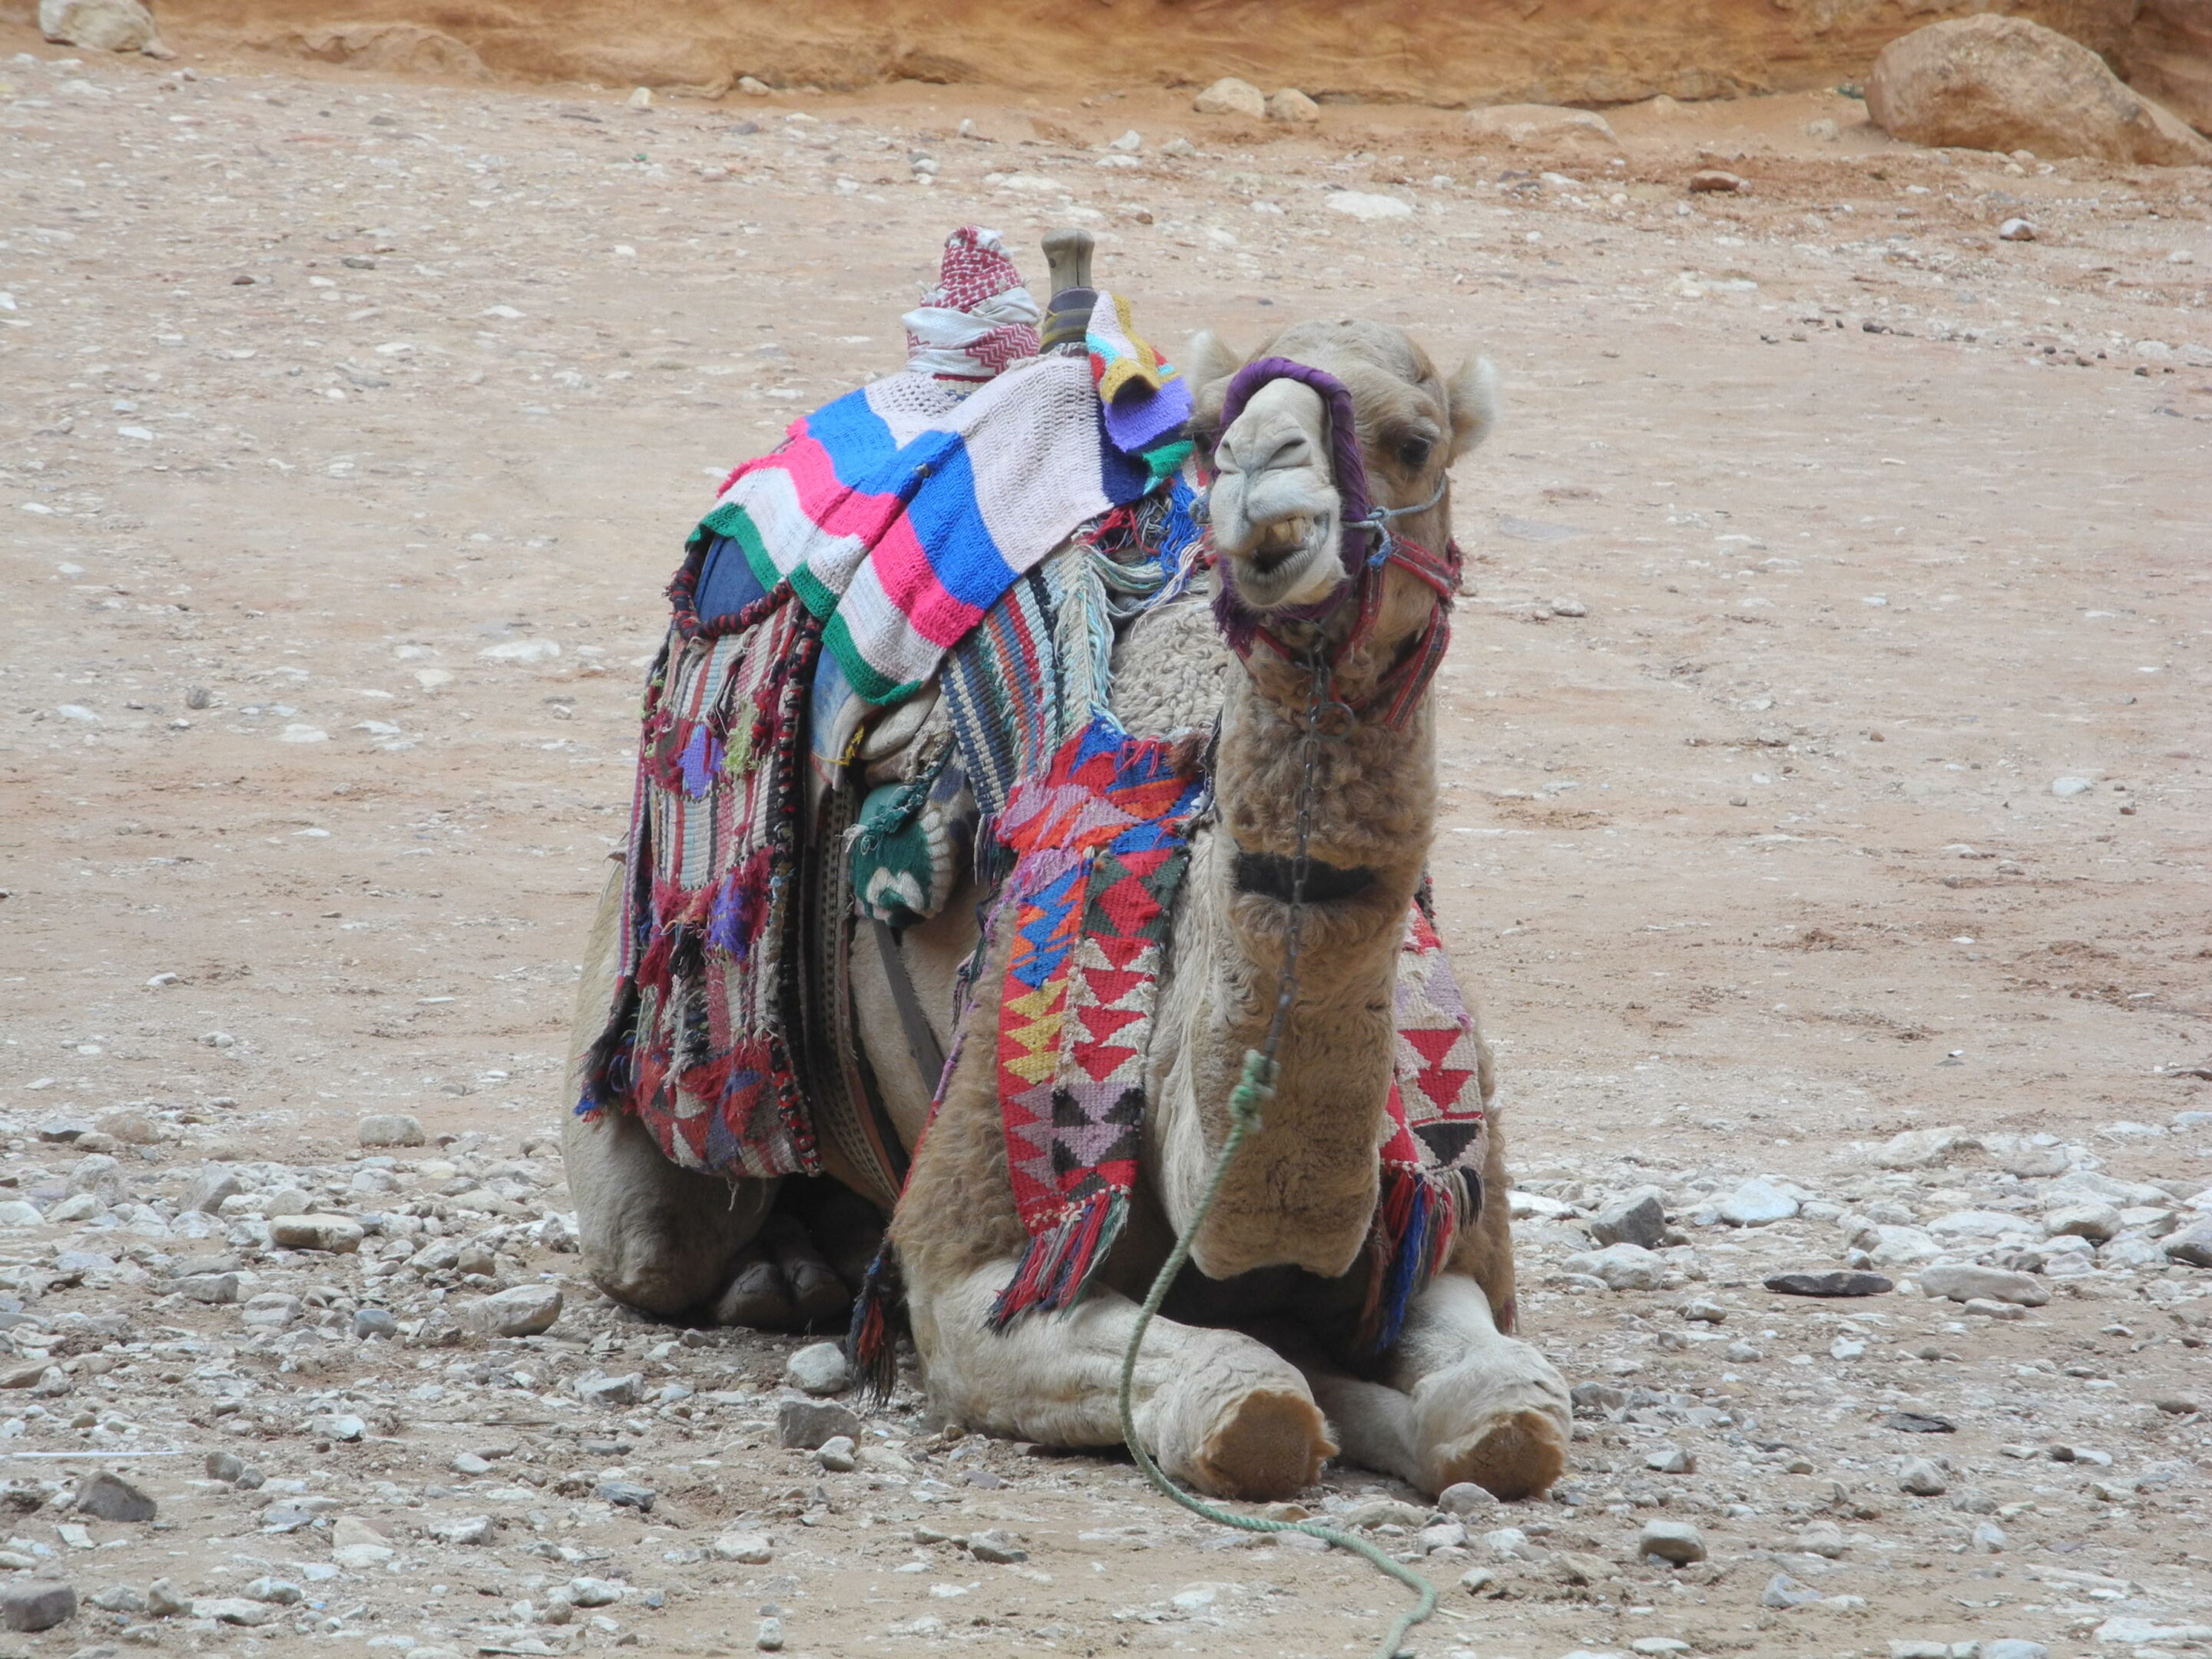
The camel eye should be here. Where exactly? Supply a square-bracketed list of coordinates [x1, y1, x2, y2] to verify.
[1396, 435, 1432, 471]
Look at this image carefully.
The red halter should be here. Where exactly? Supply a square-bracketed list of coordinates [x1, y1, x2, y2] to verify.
[1207, 356, 1462, 730]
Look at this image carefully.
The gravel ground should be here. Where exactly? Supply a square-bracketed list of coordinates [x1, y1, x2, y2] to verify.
[2, 34, 2210, 1659]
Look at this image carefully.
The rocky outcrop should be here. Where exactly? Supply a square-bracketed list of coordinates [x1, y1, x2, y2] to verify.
[1464, 103, 1620, 149]
[1866, 15, 2212, 165]
[145, 1, 2148, 108]
[2123, 0, 2212, 136]
[278, 22, 491, 80]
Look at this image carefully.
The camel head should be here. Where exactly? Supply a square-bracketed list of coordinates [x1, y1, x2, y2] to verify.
[1189, 320, 1497, 630]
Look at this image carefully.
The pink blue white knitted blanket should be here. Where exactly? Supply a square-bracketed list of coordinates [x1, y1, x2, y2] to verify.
[691, 353, 1156, 707]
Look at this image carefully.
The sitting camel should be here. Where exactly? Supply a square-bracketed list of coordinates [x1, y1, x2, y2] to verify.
[564, 316, 1573, 1502]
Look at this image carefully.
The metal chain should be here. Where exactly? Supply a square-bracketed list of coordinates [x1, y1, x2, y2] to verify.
[1114, 649, 1439, 1659]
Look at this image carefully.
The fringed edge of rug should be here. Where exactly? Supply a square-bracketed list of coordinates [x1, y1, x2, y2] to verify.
[1355, 1166, 1472, 1356]
[846, 1241, 907, 1405]
[986, 1187, 1129, 1332]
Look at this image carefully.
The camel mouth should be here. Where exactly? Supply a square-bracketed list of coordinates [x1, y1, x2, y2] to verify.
[1221, 512, 1339, 611]
[1245, 515, 1313, 577]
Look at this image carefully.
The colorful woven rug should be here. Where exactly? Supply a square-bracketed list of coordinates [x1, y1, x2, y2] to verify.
[578, 584, 824, 1177]
[970, 717, 1492, 1350]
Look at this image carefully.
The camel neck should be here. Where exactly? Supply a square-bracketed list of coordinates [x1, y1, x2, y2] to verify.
[1161, 664, 1438, 1282]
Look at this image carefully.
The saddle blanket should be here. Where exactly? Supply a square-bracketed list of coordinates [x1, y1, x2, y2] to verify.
[979, 717, 1492, 1352]
[693, 310, 1175, 710]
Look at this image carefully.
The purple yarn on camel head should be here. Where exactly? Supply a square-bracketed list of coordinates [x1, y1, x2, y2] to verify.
[1210, 357, 1375, 647]
[1216, 356, 1376, 577]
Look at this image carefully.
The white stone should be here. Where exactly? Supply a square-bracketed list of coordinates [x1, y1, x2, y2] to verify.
[1325, 191, 1413, 221]
[1920, 1262, 2048, 1306]
[784, 1341, 851, 1397]
[1463, 103, 1618, 147]
[356, 1113, 426, 1147]
[2051, 776, 2094, 796]
[1719, 1178, 1799, 1227]
[456, 1283, 562, 1338]
[1266, 88, 1320, 124]
[711, 1532, 773, 1564]
[1192, 77, 1266, 119]
[480, 637, 559, 663]
[1562, 1242, 1665, 1290]
[2043, 1202, 2121, 1243]
[38, 0, 161, 54]
[270, 1215, 364, 1253]
[1509, 1190, 1575, 1220]
[1871, 1126, 1973, 1169]
[1867, 1225, 1945, 1267]
[1928, 1208, 2035, 1239]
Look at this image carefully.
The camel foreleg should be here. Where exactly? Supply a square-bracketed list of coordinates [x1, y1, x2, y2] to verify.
[1302, 1272, 1570, 1500]
[909, 1263, 1337, 1502]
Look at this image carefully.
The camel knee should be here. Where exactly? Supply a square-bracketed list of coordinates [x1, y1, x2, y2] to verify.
[564, 1108, 773, 1316]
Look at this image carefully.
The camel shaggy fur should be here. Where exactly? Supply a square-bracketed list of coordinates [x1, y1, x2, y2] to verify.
[564, 318, 1573, 1502]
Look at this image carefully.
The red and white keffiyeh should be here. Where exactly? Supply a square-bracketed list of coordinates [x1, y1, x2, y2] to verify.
[902, 227, 1042, 384]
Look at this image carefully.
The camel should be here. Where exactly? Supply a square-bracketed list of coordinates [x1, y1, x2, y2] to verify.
[563, 316, 1573, 1503]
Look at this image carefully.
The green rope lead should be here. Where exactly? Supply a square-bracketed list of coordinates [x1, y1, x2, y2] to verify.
[1114, 1048, 1440, 1659]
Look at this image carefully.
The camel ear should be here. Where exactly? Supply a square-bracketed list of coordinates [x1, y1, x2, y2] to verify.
[1446, 354, 1500, 459]
[1185, 329, 1245, 432]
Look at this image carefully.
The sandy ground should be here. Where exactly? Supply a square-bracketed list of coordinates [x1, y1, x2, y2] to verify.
[2, 30, 2211, 1659]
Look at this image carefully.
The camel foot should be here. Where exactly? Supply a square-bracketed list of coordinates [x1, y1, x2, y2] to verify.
[708, 1210, 856, 1331]
[711, 1244, 797, 1328]
[1190, 1384, 1336, 1501]
[1426, 1405, 1568, 1502]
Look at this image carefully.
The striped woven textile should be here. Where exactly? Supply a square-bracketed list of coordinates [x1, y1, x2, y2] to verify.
[690, 355, 1152, 708]
[578, 586, 824, 1180]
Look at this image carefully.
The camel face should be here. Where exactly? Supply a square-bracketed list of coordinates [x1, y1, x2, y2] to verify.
[1207, 376, 1345, 611]
[1195, 318, 1496, 633]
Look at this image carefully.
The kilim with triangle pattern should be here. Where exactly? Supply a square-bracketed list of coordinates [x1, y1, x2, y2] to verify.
[968, 717, 1492, 1344]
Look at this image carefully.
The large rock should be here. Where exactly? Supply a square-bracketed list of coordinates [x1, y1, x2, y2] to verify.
[1586, 1190, 1667, 1250]
[2130, 0, 2212, 138]
[784, 1341, 852, 1397]
[2164, 1218, 2212, 1268]
[1866, 16, 2212, 167]
[38, 0, 162, 55]
[1463, 103, 1618, 148]
[286, 23, 492, 81]
[74, 1472, 155, 1522]
[356, 1114, 426, 1148]
[1192, 76, 1266, 119]
[0, 1580, 76, 1632]
[776, 1397, 860, 1450]
[269, 1215, 364, 1253]
[455, 1284, 562, 1339]
[1869, 1126, 1972, 1170]
[1562, 1242, 1665, 1290]
[1637, 1518, 1706, 1565]
[1920, 1262, 2049, 1306]
[1719, 1178, 1800, 1227]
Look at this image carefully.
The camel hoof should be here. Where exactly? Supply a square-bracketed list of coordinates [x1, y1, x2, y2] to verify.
[1428, 1406, 1568, 1502]
[711, 1252, 797, 1330]
[781, 1256, 853, 1326]
[1190, 1387, 1336, 1502]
